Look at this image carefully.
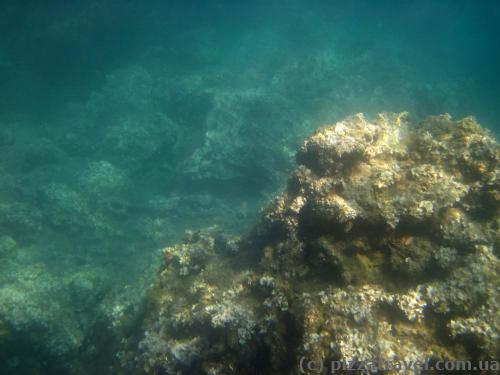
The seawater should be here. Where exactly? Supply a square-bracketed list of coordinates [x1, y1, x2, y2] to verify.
[0, 1, 498, 374]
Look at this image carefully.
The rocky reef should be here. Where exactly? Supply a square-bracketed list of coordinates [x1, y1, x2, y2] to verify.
[120, 113, 499, 374]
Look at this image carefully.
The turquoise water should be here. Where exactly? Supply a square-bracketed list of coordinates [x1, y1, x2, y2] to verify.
[0, 1, 499, 374]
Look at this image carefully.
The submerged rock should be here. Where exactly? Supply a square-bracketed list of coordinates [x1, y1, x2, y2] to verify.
[120, 113, 499, 374]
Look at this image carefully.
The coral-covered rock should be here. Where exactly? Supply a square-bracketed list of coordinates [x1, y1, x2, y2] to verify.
[121, 113, 499, 374]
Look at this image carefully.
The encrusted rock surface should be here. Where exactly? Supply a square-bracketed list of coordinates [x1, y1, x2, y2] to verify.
[120, 113, 499, 374]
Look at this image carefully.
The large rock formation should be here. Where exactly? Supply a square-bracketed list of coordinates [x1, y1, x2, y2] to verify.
[119, 113, 499, 374]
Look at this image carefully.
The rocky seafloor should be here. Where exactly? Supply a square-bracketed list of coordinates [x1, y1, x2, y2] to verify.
[1, 2, 499, 374]
[0, 111, 498, 375]
[1, 51, 490, 374]
[116, 113, 499, 374]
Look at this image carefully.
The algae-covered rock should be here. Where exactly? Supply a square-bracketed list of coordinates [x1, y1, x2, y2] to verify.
[0, 236, 16, 257]
[122, 113, 499, 374]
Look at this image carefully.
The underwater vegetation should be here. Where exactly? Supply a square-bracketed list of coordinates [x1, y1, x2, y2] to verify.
[116, 113, 499, 374]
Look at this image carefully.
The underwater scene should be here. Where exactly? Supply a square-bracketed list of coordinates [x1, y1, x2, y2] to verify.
[0, 1, 499, 374]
